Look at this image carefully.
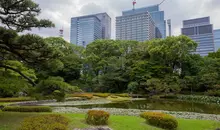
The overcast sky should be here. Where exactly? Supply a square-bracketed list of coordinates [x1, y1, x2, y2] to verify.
[28, 0, 220, 42]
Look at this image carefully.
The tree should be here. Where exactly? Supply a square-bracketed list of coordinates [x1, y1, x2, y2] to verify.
[0, 0, 54, 32]
[0, 0, 55, 86]
[0, 28, 58, 85]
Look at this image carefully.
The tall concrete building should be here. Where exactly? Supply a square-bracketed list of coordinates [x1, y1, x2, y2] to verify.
[181, 17, 214, 56]
[214, 29, 220, 52]
[70, 13, 111, 47]
[116, 11, 156, 42]
[116, 5, 166, 42]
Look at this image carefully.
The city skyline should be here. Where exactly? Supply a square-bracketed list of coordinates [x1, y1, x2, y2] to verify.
[25, 0, 219, 42]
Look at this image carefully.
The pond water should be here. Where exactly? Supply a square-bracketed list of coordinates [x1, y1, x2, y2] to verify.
[71, 99, 220, 114]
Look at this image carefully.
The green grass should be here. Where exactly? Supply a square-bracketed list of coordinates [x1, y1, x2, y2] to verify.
[0, 112, 220, 130]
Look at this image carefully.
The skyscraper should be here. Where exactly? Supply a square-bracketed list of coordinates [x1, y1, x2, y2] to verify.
[214, 29, 220, 52]
[116, 5, 166, 42]
[70, 13, 111, 46]
[181, 17, 214, 56]
[116, 11, 156, 42]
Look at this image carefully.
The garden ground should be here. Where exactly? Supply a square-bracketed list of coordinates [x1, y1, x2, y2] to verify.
[0, 112, 220, 130]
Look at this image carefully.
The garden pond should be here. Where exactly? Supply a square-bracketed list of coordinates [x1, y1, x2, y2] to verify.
[37, 99, 220, 115]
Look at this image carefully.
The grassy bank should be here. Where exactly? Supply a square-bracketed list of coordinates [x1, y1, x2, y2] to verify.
[0, 112, 220, 130]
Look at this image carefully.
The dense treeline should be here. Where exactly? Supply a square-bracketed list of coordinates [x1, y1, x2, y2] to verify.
[1, 0, 220, 99]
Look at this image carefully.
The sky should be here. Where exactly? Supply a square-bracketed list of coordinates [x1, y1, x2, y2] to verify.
[28, 0, 220, 42]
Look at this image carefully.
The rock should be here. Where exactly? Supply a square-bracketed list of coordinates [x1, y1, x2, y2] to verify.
[74, 127, 112, 130]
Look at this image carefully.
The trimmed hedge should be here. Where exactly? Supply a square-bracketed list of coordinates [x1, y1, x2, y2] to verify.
[69, 93, 93, 99]
[19, 114, 69, 130]
[0, 97, 34, 102]
[114, 93, 130, 97]
[86, 110, 110, 125]
[93, 93, 110, 98]
[2, 106, 52, 112]
[140, 112, 178, 130]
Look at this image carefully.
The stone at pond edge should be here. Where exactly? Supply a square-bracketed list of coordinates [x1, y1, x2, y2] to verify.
[74, 127, 112, 130]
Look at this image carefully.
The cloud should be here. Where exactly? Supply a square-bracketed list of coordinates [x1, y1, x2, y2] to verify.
[26, 0, 220, 41]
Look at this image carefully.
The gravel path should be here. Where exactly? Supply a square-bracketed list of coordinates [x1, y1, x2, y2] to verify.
[53, 107, 220, 121]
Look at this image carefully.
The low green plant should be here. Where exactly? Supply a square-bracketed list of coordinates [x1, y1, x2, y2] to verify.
[140, 112, 178, 130]
[114, 93, 130, 97]
[2, 106, 52, 112]
[93, 93, 110, 98]
[0, 97, 34, 102]
[206, 90, 220, 97]
[160, 94, 178, 99]
[177, 95, 220, 104]
[53, 90, 65, 102]
[69, 93, 93, 99]
[19, 114, 69, 130]
[86, 110, 110, 125]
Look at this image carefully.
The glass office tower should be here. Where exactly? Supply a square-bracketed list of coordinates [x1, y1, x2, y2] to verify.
[121, 5, 166, 38]
[70, 13, 111, 46]
[214, 29, 220, 52]
[181, 17, 214, 56]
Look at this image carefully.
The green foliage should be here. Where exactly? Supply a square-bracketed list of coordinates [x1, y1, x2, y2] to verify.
[86, 110, 110, 125]
[93, 93, 110, 97]
[140, 112, 178, 130]
[53, 90, 65, 102]
[0, 97, 33, 102]
[68, 93, 93, 99]
[0, 0, 54, 32]
[19, 114, 69, 130]
[36, 77, 78, 95]
[177, 95, 220, 104]
[2, 106, 52, 112]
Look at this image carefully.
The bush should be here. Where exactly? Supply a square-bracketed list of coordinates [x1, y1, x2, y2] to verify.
[86, 110, 110, 125]
[69, 93, 93, 99]
[53, 90, 65, 102]
[140, 112, 178, 130]
[114, 93, 130, 97]
[2, 106, 52, 112]
[206, 90, 220, 97]
[177, 95, 220, 104]
[159, 94, 178, 99]
[93, 93, 110, 98]
[19, 114, 69, 130]
[0, 97, 34, 102]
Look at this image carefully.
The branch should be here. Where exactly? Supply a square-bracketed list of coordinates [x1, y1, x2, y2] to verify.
[0, 63, 36, 86]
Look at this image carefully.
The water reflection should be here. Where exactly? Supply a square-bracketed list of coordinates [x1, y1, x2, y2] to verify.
[73, 99, 220, 114]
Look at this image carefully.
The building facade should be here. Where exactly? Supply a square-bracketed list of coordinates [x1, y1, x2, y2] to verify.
[116, 11, 156, 42]
[70, 13, 111, 46]
[181, 17, 214, 56]
[214, 29, 220, 52]
[121, 5, 166, 38]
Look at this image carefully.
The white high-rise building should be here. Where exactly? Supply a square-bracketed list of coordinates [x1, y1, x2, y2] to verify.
[116, 11, 156, 42]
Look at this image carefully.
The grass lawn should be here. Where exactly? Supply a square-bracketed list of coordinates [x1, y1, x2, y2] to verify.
[0, 112, 220, 130]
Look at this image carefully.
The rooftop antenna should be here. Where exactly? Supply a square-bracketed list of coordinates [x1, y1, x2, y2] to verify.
[159, 0, 167, 5]
[132, 0, 137, 10]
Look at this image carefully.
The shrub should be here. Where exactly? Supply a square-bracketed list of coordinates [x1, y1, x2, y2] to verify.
[93, 93, 110, 98]
[69, 93, 93, 99]
[2, 106, 52, 112]
[86, 110, 110, 125]
[19, 114, 69, 130]
[140, 112, 178, 130]
[206, 90, 220, 97]
[53, 90, 65, 102]
[0, 97, 34, 102]
[114, 93, 130, 97]
[177, 95, 220, 104]
[159, 94, 178, 99]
